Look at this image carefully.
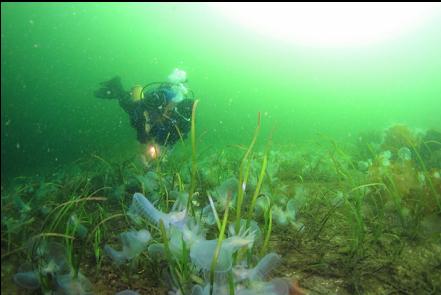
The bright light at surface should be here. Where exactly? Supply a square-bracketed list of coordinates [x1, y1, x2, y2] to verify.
[214, 2, 441, 47]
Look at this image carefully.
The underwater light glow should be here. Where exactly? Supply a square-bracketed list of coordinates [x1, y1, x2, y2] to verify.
[214, 2, 440, 47]
[146, 144, 160, 160]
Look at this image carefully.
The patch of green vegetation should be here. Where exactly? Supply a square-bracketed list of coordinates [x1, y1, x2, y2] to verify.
[2, 124, 440, 294]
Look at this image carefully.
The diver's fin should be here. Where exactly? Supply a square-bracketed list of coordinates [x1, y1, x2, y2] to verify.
[94, 76, 125, 99]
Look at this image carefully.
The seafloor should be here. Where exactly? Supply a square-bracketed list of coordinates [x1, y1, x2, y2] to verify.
[1, 124, 440, 294]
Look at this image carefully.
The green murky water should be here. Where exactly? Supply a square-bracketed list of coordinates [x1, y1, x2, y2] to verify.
[2, 3, 441, 295]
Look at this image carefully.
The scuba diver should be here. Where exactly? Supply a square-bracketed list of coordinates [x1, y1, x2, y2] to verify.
[94, 68, 194, 161]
